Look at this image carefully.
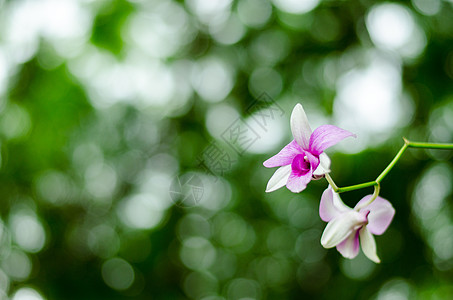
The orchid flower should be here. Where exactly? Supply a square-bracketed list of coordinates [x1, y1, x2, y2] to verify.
[263, 103, 355, 193]
[319, 187, 395, 263]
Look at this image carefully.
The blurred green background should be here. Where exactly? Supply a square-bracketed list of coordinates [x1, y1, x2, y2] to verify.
[0, 0, 453, 299]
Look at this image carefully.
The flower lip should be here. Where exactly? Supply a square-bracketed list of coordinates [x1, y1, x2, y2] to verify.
[291, 154, 311, 176]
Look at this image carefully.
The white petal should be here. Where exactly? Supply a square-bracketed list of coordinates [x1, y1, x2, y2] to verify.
[359, 227, 381, 263]
[321, 211, 364, 248]
[265, 165, 291, 193]
[313, 153, 331, 176]
[290, 103, 312, 149]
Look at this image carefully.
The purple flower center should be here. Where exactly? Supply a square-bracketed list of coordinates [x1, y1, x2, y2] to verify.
[354, 210, 370, 233]
[362, 210, 370, 225]
[354, 210, 370, 231]
[291, 153, 311, 176]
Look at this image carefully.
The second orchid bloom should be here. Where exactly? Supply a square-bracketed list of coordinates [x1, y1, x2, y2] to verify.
[319, 187, 395, 263]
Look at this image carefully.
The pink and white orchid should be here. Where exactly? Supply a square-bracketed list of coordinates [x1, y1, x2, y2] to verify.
[319, 187, 395, 263]
[263, 103, 355, 193]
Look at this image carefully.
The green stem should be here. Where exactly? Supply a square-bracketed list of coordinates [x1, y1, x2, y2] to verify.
[324, 173, 338, 191]
[375, 141, 408, 183]
[325, 173, 377, 193]
[406, 140, 453, 149]
[355, 183, 380, 211]
[337, 181, 377, 193]
[324, 137, 453, 195]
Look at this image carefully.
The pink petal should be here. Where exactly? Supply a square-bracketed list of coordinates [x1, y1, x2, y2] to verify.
[320, 188, 341, 222]
[290, 103, 312, 149]
[319, 187, 353, 222]
[263, 140, 302, 168]
[336, 230, 360, 259]
[286, 170, 312, 193]
[356, 196, 395, 235]
[309, 125, 356, 156]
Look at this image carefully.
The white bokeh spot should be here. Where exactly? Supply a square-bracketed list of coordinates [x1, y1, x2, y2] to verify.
[366, 3, 426, 59]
